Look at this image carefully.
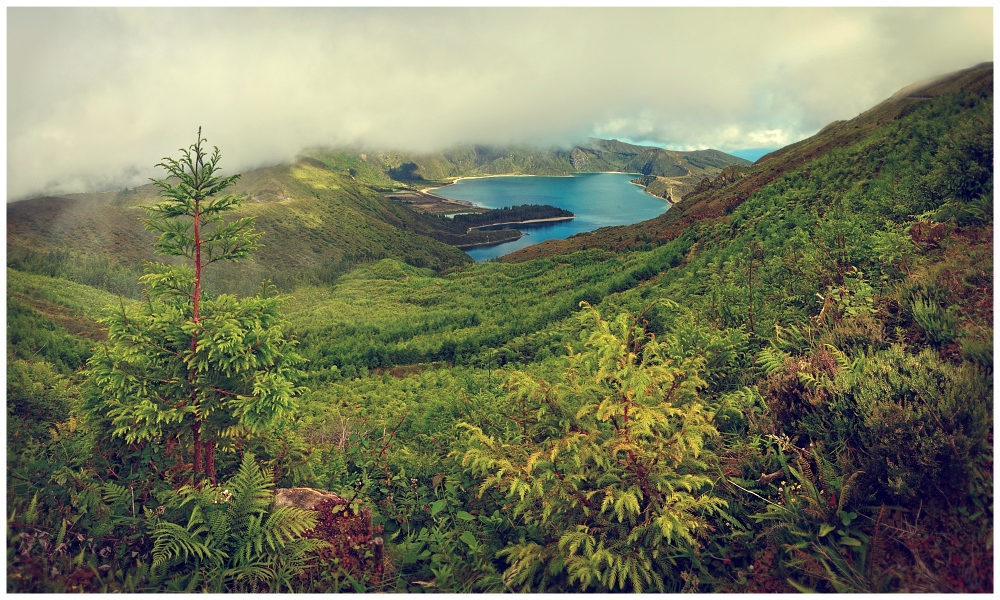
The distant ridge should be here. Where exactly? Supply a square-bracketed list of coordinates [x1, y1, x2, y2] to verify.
[501, 62, 993, 261]
[7, 135, 746, 294]
[307, 139, 748, 203]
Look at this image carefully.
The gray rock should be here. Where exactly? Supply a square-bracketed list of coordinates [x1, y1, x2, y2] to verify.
[274, 487, 345, 510]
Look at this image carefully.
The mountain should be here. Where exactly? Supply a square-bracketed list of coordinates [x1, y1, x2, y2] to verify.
[501, 62, 993, 261]
[306, 139, 749, 202]
[7, 64, 992, 593]
[7, 138, 747, 295]
[7, 162, 475, 296]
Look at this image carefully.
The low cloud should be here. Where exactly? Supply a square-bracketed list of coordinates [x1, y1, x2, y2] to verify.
[8, 7, 992, 200]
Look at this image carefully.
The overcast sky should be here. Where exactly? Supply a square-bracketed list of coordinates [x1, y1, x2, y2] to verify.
[7, 7, 993, 200]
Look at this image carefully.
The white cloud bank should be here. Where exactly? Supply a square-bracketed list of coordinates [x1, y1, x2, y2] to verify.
[7, 7, 993, 200]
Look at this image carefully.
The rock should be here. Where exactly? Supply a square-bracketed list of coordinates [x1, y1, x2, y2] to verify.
[274, 487, 344, 510]
[274, 487, 385, 588]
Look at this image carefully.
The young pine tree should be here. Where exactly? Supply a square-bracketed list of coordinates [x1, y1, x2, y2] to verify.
[86, 129, 305, 483]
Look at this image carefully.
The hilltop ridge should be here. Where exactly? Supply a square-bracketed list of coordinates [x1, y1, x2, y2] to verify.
[306, 139, 748, 202]
[501, 62, 993, 261]
[7, 138, 746, 293]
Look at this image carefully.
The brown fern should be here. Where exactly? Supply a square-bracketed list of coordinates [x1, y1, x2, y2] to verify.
[837, 471, 862, 514]
[796, 453, 817, 489]
[866, 504, 887, 582]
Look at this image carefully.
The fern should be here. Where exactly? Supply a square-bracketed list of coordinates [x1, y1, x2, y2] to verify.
[796, 454, 817, 489]
[756, 347, 789, 376]
[141, 453, 325, 591]
[812, 447, 839, 490]
[23, 492, 39, 525]
[101, 482, 132, 507]
[206, 509, 231, 552]
[149, 519, 221, 568]
[226, 454, 275, 517]
[752, 443, 882, 593]
[910, 294, 958, 345]
[825, 344, 852, 373]
[837, 471, 862, 514]
[262, 506, 318, 551]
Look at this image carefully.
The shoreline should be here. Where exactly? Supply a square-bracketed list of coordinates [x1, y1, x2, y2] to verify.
[455, 232, 526, 250]
[468, 215, 576, 232]
[628, 178, 675, 206]
[421, 173, 563, 197]
[421, 170, 644, 198]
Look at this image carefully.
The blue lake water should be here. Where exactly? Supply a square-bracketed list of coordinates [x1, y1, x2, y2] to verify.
[429, 173, 669, 261]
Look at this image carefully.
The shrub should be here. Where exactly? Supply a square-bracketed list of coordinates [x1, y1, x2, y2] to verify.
[460, 303, 726, 592]
[908, 294, 959, 346]
[760, 342, 991, 506]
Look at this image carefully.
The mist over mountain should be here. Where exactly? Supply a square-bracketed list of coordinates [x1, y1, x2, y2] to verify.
[7, 35, 994, 591]
[6, 135, 750, 294]
[7, 7, 992, 201]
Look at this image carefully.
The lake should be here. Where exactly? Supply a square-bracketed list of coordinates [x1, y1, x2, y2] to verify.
[429, 173, 670, 261]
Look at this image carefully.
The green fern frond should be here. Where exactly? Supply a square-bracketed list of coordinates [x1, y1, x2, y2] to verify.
[286, 537, 328, 557]
[101, 482, 132, 507]
[812, 448, 838, 491]
[90, 521, 114, 538]
[825, 344, 852, 373]
[23, 493, 40, 525]
[207, 509, 231, 549]
[795, 454, 817, 489]
[226, 455, 275, 525]
[796, 370, 820, 391]
[756, 347, 789, 376]
[262, 506, 318, 552]
[150, 519, 224, 569]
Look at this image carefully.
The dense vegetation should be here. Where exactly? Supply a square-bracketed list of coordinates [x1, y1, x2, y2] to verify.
[7, 136, 741, 298]
[7, 65, 993, 592]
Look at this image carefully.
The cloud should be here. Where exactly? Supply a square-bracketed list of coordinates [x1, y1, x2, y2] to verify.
[7, 7, 993, 200]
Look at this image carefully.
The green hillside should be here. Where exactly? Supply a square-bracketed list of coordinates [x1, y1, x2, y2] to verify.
[8, 137, 746, 297]
[503, 62, 992, 261]
[7, 160, 477, 296]
[7, 64, 992, 593]
[306, 139, 748, 199]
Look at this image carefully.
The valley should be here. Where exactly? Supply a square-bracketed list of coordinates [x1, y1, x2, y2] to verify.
[6, 63, 993, 593]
